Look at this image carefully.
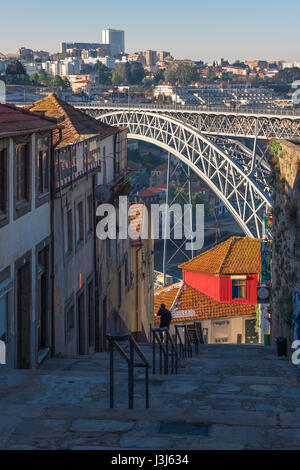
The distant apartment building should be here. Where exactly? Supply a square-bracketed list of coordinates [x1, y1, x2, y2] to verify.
[154, 83, 175, 98]
[0, 60, 9, 75]
[42, 58, 82, 76]
[0, 104, 57, 369]
[222, 65, 248, 76]
[128, 52, 146, 65]
[102, 29, 125, 56]
[25, 63, 42, 76]
[61, 42, 110, 55]
[157, 51, 171, 62]
[143, 50, 157, 66]
[150, 163, 168, 186]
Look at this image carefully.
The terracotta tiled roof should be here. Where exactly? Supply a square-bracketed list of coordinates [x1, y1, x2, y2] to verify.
[154, 282, 182, 313]
[25, 94, 119, 149]
[179, 237, 261, 275]
[0, 103, 57, 138]
[154, 281, 255, 323]
[136, 188, 158, 198]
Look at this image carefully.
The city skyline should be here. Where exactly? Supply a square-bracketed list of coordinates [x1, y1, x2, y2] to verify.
[0, 0, 300, 61]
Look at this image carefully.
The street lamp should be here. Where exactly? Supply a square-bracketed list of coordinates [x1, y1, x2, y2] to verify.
[122, 86, 130, 108]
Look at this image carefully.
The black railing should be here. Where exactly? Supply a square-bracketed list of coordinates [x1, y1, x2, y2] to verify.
[106, 334, 150, 409]
[187, 324, 200, 354]
[174, 324, 193, 358]
[151, 327, 178, 375]
[194, 321, 205, 345]
[74, 101, 300, 118]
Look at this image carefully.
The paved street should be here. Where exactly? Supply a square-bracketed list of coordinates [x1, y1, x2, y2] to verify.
[0, 344, 300, 450]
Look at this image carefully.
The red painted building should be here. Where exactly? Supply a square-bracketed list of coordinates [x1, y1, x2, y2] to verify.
[179, 237, 261, 306]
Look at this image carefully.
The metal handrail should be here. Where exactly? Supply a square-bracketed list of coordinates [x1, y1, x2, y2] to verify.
[151, 327, 178, 375]
[187, 324, 200, 355]
[194, 321, 205, 345]
[106, 333, 150, 409]
[174, 324, 193, 358]
[151, 328, 168, 375]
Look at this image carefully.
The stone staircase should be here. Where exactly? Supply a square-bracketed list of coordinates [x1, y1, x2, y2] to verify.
[0, 343, 300, 449]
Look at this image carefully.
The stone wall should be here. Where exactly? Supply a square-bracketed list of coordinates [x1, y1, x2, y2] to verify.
[269, 139, 300, 349]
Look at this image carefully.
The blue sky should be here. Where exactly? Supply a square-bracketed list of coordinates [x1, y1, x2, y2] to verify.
[0, 0, 299, 61]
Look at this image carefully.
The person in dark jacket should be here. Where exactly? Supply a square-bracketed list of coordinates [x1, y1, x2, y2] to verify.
[157, 303, 172, 329]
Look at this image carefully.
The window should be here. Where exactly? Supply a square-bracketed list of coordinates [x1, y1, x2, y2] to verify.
[87, 195, 93, 234]
[76, 201, 84, 245]
[16, 143, 29, 203]
[232, 279, 247, 299]
[66, 209, 73, 255]
[118, 270, 122, 308]
[37, 247, 48, 352]
[87, 280, 94, 348]
[0, 148, 8, 215]
[66, 305, 75, 339]
[0, 293, 8, 342]
[38, 149, 49, 194]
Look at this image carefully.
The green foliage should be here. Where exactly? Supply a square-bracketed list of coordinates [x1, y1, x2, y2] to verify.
[6, 60, 26, 76]
[111, 62, 146, 86]
[164, 63, 197, 85]
[94, 62, 112, 85]
[169, 181, 209, 215]
[268, 139, 284, 159]
[128, 149, 166, 173]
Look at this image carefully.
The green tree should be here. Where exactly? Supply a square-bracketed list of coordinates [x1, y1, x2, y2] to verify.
[51, 75, 64, 89]
[37, 71, 51, 86]
[206, 68, 216, 81]
[169, 181, 208, 214]
[6, 60, 27, 77]
[164, 63, 197, 85]
[95, 62, 112, 85]
[62, 77, 71, 88]
[129, 62, 146, 85]
[30, 73, 40, 85]
[112, 63, 131, 86]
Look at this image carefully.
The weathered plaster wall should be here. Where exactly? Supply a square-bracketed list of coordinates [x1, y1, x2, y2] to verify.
[269, 139, 300, 349]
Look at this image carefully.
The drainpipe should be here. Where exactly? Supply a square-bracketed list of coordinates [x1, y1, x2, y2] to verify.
[50, 133, 56, 357]
[135, 246, 142, 333]
[93, 174, 100, 351]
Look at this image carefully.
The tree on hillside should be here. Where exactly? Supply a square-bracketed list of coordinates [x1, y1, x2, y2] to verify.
[130, 62, 146, 85]
[95, 62, 112, 85]
[112, 63, 131, 86]
[164, 63, 197, 85]
[6, 60, 26, 77]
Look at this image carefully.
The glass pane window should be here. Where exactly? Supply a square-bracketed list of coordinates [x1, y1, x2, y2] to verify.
[232, 279, 247, 299]
[38, 150, 49, 194]
[0, 149, 7, 214]
[0, 293, 8, 338]
[16, 144, 29, 202]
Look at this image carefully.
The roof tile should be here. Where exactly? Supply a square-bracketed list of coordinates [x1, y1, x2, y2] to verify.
[179, 237, 261, 275]
[25, 94, 120, 149]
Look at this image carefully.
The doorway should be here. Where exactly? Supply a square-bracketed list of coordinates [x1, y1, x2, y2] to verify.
[245, 319, 258, 344]
[77, 291, 85, 355]
[16, 261, 31, 368]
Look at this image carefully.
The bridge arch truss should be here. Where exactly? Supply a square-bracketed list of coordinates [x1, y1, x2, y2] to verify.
[95, 110, 272, 238]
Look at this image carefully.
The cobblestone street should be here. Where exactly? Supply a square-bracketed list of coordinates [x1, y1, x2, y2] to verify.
[0, 344, 300, 450]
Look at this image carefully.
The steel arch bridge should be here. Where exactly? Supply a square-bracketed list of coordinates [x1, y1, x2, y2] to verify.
[77, 105, 275, 238]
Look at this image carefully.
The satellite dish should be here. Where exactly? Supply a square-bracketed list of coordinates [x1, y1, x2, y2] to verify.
[95, 184, 110, 202]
